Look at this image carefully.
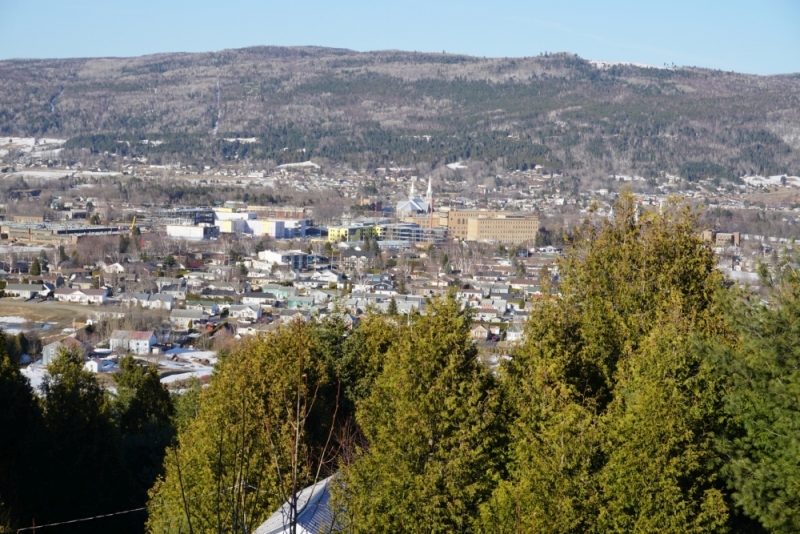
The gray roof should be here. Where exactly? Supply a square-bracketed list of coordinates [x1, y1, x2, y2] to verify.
[254, 475, 340, 534]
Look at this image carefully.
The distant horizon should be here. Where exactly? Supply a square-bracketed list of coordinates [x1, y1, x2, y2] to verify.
[0, 45, 796, 77]
[0, 1, 798, 76]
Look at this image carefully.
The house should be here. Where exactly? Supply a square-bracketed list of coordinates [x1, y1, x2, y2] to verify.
[228, 304, 263, 322]
[170, 309, 209, 329]
[42, 337, 86, 365]
[84, 358, 119, 373]
[474, 306, 499, 322]
[159, 284, 188, 300]
[506, 324, 525, 343]
[110, 330, 157, 355]
[100, 262, 125, 274]
[53, 288, 108, 305]
[286, 296, 315, 310]
[470, 324, 489, 341]
[121, 292, 175, 310]
[278, 309, 310, 324]
[253, 475, 340, 534]
[3, 283, 50, 299]
[185, 299, 220, 315]
[69, 277, 96, 290]
[241, 292, 277, 308]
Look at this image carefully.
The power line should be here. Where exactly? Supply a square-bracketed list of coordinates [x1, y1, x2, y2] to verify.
[0, 483, 270, 533]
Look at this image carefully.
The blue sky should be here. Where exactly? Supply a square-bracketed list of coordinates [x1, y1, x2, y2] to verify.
[0, 0, 798, 75]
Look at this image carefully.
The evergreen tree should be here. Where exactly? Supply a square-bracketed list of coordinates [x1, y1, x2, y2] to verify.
[29, 258, 40, 277]
[387, 296, 398, 316]
[41, 347, 135, 533]
[0, 332, 43, 530]
[484, 192, 730, 532]
[148, 321, 339, 533]
[341, 295, 506, 532]
[709, 282, 800, 532]
[113, 356, 175, 506]
[396, 276, 407, 295]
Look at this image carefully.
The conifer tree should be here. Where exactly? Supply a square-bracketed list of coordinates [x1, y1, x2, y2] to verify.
[0, 332, 43, 530]
[709, 282, 800, 533]
[484, 192, 729, 532]
[341, 295, 506, 532]
[148, 321, 339, 533]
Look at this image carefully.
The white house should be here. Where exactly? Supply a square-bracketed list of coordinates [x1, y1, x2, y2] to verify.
[53, 288, 108, 304]
[170, 309, 209, 329]
[228, 304, 262, 322]
[121, 292, 175, 310]
[84, 358, 119, 373]
[110, 330, 157, 355]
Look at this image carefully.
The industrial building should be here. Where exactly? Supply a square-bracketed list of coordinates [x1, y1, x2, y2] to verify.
[166, 224, 220, 241]
[446, 210, 507, 239]
[466, 215, 540, 244]
[377, 223, 448, 244]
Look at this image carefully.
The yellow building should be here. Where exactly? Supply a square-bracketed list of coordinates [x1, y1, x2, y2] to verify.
[446, 210, 506, 239]
[466, 215, 540, 244]
[327, 224, 378, 243]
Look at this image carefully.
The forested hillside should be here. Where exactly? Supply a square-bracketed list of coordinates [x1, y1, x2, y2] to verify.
[1, 47, 799, 176]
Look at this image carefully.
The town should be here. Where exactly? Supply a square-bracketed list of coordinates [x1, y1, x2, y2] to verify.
[1, 136, 797, 390]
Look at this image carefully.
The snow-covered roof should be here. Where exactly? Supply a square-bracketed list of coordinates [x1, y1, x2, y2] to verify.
[254, 475, 340, 534]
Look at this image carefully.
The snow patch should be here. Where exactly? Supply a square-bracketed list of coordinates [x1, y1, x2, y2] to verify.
[0, 316, 28, 324]
[446, 161, 468, 170]
[277, 161, 320, 169]
[742, 175, 800, 188]
[223, 137, 258, 143]
[590, 60, 671, 70]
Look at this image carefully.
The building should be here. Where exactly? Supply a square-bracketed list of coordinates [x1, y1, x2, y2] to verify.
[257, 250, 309, 271]
[327, 224, 378, 243]
[53, 288, 108, 305]
[466, 215, 539, 244]
[446, 210, 506, 240]
[110, 330, 157, 355]
[378, 223, 447, 244]
[84, 359, 119, 373]
[121, 292, 175, 310]
[253, 475, 339, 534]
[3, 283, 51, 299]
[170, 309, 209, 329]
[166, 224, 220, 241]
[395, 180, 431, 217]
[42, 337, 86, 365]
[229, 304, 263, 321]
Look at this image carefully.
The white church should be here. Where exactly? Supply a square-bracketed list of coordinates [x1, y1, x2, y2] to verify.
[395, 177, 432, 217]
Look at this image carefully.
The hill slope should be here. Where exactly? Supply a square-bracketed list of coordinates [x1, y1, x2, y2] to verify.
[1, 46, 799, 177]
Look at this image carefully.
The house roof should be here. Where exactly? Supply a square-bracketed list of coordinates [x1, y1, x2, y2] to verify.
[111, 330, 155, 341]
[254, 475, 340, 534]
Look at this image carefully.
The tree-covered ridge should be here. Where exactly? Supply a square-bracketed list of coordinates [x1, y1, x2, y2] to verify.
[1, 47, 798, 175]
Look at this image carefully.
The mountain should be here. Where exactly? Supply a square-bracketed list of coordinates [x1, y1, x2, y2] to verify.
[1, 46, 798, 177]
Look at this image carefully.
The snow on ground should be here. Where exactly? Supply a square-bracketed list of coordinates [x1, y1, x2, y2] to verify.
[164, 347, 218, 365]
[74, 171, 122, 177]
[4, 170, 73, 180]
[742, 175, 800, 188]
[223, 137, 258, 143]
[161, 370, 212, 384]
[21, 365, 47, 392]
[446, 162, 468, 170]
[589, 60, 670, 70]
[610, 174, 645, 182]
[0, 316, 28, 324]
[277, 161, 320, 169]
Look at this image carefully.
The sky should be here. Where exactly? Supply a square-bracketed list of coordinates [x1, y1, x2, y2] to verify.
[0, 0, 798, 75]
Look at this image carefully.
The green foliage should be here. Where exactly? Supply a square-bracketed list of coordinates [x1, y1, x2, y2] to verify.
[41, 347, 137, 532]
[147, 321, 340, 533]
[341, 295, 507, 532]
[708, 283, 800, 533]
[486, 192, 731, 532]
[113, 356, 175, 503]
[0, 332, 43, 529]
[29, 258, 41, 276]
